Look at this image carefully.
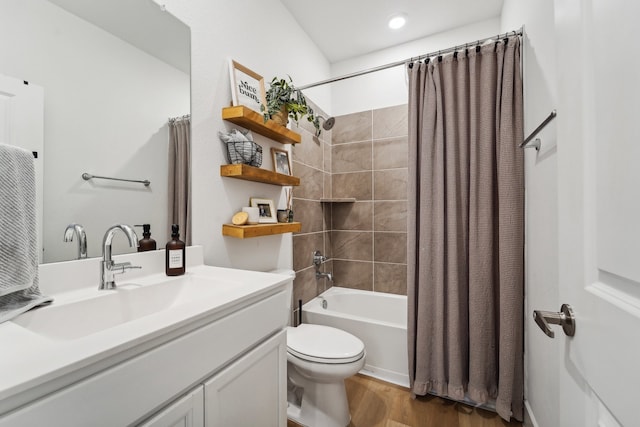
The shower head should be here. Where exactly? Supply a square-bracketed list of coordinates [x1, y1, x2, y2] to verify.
[317, 115, 336, 131]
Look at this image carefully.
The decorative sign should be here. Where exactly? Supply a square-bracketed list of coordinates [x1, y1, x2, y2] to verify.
[228, 60, 267, 113]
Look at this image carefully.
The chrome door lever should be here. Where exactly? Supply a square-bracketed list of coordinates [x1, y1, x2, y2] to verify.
[533, 304, 575, 338]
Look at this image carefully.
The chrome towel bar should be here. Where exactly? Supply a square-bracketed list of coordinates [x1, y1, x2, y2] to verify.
[82, 172, 150, 187]
[520, 109, 557, 151]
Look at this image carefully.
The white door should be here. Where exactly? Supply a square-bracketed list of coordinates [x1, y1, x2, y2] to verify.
[555, 1, 640, 426]
[0, 74, 44, 262]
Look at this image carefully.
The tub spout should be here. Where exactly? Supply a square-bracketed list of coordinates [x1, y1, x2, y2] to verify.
[316, 271, 333, 283]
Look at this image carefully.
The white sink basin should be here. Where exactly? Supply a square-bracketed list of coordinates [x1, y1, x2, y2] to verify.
[12, 274, 241, 340]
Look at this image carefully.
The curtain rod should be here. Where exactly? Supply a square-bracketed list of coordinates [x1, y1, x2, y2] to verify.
[298, 27, 523, 91]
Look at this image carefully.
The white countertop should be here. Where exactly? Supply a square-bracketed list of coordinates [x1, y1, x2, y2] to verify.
[0, 246, 291, 415]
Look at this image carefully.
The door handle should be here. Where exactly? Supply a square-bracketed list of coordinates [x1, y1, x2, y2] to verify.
[533, 304, 575, 338]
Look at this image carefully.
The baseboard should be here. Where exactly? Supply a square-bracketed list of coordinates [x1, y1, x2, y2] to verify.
[359, 365, 410, 388]
[524, 400, 539, 427]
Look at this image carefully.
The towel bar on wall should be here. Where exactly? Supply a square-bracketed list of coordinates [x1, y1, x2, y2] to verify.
[82, 172, 150, 187]
[520, 110, 557, 151]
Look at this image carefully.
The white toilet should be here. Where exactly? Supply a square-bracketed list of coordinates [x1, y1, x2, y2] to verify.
[286, 323, 366, 427]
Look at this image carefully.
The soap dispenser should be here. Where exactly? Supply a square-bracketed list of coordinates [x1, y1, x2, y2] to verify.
[137, 224, 157, 252]
[165, 224, 185, 276]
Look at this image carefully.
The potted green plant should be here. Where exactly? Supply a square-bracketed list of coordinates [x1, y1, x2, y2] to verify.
[261, 76, 321, 136]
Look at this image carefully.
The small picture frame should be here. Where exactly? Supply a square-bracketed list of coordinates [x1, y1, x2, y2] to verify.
[271, 148, 292, 176]
[228, 59, 267, 113]
[250, 198, 277, 223]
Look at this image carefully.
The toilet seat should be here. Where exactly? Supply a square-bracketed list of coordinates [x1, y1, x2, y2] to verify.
[287, 324, 365, 364]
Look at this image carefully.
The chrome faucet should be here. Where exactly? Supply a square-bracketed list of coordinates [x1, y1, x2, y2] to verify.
[100, 224, 141, 290]
[316, 271, 334, 282]
[63, 223, 88, 259]
[313, 250, 327, 267]
[313, 250, 333, 283]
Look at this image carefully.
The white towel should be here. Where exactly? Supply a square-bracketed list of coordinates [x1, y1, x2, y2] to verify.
[0, 143, 51, 323]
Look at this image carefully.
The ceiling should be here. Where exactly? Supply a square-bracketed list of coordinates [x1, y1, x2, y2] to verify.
[48, 0, 190, 73]
[279, 0, 505, 63]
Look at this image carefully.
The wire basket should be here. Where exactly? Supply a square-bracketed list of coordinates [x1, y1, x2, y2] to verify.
[225, 140, 262, 167]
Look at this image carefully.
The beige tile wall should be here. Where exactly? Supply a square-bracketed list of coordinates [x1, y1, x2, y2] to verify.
[291, 103, 408, 324]
[330, 104, 408, 295]
[290, 101, 332, 325]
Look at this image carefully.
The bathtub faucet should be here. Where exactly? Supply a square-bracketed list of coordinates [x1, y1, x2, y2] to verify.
[316, 271, 333, 283]
[313, 250, 333, 283]
[313, 250, 327, 267]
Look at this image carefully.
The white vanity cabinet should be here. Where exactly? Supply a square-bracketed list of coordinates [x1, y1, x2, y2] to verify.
[140, 386, 205, 427]
[140, 330, 286, 427]
[0, 254, 291, 427]
[204, 330, 286, 426]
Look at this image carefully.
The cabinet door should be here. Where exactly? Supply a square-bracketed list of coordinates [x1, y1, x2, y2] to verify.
[204, 330, 286, 427]
[140, 386, 204, 427]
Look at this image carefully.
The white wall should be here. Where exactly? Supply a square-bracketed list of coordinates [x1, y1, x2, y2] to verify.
[501, 1, 559, 426]
[156, 0, 331, 271]
[0, 0, 190, 262]
[329, 18, 500, 116]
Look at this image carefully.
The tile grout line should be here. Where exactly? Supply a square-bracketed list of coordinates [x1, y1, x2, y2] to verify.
[371, 108, 376, 292]
[331, 167, 408, 175]
[332, 134, 409, 146]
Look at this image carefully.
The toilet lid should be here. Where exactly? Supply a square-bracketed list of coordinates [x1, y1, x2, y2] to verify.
[287, 324, 365, 364]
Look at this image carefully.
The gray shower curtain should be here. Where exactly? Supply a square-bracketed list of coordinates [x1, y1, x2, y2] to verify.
[168, 115, 191, 245]
[407, 38, 524, 421]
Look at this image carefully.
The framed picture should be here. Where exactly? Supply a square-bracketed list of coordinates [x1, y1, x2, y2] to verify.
[228, 59, 267, 113]
[271, 148, 292, 176]
[250, 198, 277, 223]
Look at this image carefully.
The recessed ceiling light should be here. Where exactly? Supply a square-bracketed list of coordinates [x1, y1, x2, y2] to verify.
[388, 13, 407, 30]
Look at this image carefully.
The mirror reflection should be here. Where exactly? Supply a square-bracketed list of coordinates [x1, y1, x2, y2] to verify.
[0, 0, 191, 263]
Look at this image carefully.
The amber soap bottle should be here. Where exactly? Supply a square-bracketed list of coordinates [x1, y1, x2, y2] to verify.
[137, 224, 157, 252]
[165, 224, 185, 276]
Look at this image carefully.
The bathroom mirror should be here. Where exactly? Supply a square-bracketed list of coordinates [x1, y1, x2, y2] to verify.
[0, 0, 190, 263]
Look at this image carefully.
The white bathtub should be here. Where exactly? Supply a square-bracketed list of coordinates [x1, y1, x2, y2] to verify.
[302, 287, 409, 387]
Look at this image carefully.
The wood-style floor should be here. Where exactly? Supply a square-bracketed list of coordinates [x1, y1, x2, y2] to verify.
[287, 374, 522, 427]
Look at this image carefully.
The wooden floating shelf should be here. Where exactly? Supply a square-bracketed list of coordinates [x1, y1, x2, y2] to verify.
[220, 164, 300, 186]
[319, 198, 357, 203]
[222, 222, 302, 239]
[222, 106, 301, 145]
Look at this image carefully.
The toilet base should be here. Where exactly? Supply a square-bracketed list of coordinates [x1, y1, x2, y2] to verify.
[286, 379, 351, 427]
